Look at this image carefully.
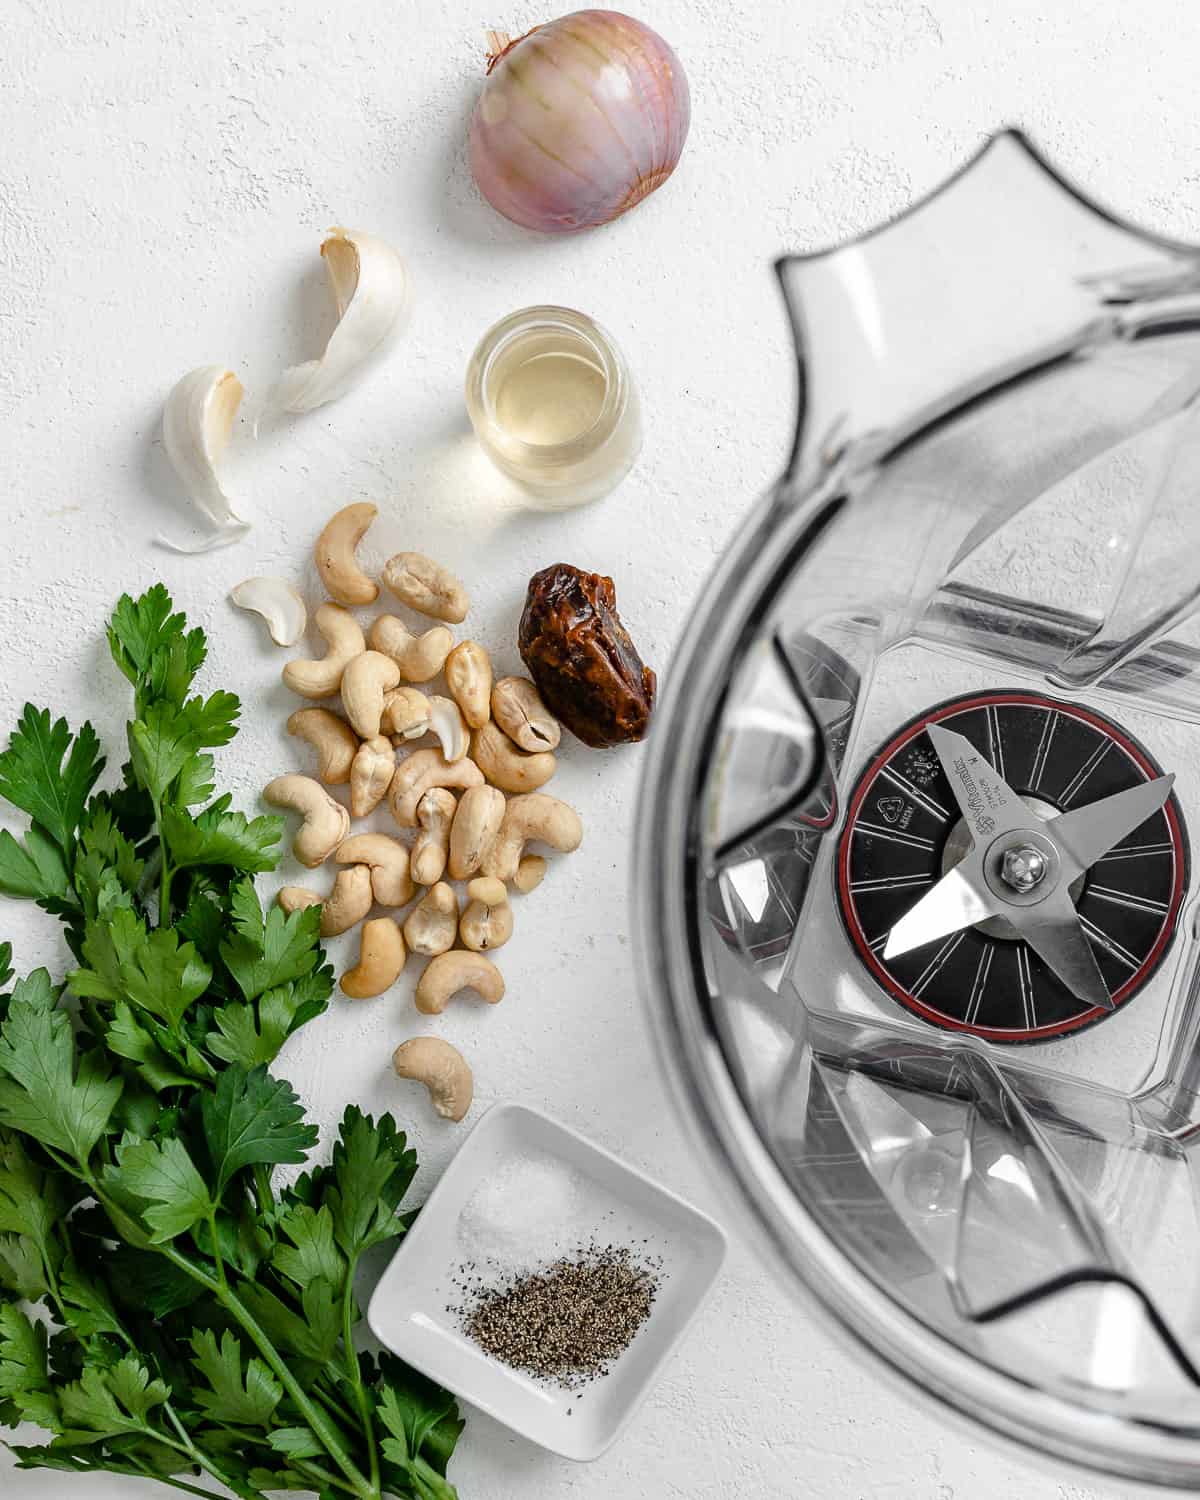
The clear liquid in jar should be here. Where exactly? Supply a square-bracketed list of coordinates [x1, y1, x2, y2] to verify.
[492, 333, 608, 447]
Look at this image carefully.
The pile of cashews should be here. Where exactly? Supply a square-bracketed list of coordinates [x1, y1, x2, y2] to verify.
[242, 503, 583, 1126]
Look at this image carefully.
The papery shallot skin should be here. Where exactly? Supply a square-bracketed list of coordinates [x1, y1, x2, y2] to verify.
[519, 563, 656, 747]
[468, 10, 691, 233]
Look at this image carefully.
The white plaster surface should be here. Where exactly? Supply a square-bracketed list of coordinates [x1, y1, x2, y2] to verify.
[1, 1, 1197, 1496]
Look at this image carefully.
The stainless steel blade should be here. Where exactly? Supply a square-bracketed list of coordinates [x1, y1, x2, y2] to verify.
[925, 723, 1031, 841]
[1012, 887, 1115, 1012]
[1045, 774, 1175, 880]
[883, 866, 1000, 959]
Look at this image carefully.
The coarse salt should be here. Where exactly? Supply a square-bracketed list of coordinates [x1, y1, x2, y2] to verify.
[457, 1151, 584, 1273]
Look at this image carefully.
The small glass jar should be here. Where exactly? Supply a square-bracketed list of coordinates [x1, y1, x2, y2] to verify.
[465, 305, 642, 510]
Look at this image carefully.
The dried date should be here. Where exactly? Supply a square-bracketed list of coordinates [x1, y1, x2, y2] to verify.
[518, 563, 655, 748]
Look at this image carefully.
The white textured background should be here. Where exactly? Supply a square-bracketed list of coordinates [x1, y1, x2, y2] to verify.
[2, 1, 1196, 1496]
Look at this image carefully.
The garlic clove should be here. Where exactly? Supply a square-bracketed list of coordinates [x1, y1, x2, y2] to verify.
[266, 228, 410, 415]
[229, 577, 308, 646]
[159, 366, 250, 552]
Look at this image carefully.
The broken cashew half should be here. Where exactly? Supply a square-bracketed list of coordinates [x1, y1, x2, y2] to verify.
[341, 917, 406, 999]
[335, 833, 413, 907]
[513, 854, 547, 893]
[383, 686, 431, 740]
[471, 720, 556, 794]
[349, 735, 396, 817]
[282, 603, 366, 698]
[319, 864, 374, 936]
[368, 616, 454, 682]
[287, 707, 358, 785]
[393, 1036, 473, 1122]
[448, 785, 506, 881]
[412, 788, 457, 886]
[264, 775, 350, 867]
[415, 950, 505, 1015]
[459, 877, 513, 952]
[445, 640, 492, 730]
[277, 886, 323, 915]
[389, 748, 484, 827]
[383, 552, 469, 624]
[341, 651, 401, 739]
[491, 676, 561, 752]
[403, 882, 458, 956]
[482, 793, 583, 881]
[315, 502, 379, 606]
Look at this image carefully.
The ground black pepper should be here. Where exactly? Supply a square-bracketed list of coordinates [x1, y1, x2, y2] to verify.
[449, 1243, 663, 1390]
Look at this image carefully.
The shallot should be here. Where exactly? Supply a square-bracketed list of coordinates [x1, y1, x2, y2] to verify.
[468, 10, 690, 234]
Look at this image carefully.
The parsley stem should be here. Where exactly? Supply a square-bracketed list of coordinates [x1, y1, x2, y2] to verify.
[292, 1457, 360, 1494]
[211, 1274, 377, 1500]
[342, 1256, 382, 1498]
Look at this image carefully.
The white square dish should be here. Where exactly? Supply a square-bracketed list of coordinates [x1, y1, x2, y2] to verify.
[366, 1101, 727, 1461]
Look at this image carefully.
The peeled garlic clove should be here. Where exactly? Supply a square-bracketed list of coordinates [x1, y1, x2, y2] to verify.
[229, 577, 307, 646]
[159, 366, 250, 552]
[267, 228, 410, 415]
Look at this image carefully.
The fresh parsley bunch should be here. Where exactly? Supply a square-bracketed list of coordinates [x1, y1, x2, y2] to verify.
[0, 585, 463, 1500]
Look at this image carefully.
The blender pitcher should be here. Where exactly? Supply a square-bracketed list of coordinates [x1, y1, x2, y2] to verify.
[636, 129, 1200, 1486]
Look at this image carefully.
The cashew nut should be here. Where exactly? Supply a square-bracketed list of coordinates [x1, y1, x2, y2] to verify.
[482, 793, 583, 881]
[282, 603, 366, 699]
[448, 785, 506, 880]
[459, 876, 513, 952]
[491, 676, 561, 752]
[320, 864, 374, 936]
[411, 788, 456, 886]
[389, 748, 484, 827]
[349, 735, 396, 817]
[315, 502, 379, 606]
[287, 707, 359, 785]
[368, 616, 454, 682]
[382, 686, 432, 740]
[415, 950, 505, 1015]
[513, 854, 547, 893]
[341, 650, 401, 739]
[277, 886, 323, 914]
[471, 720, 556, 794]
[393, 1036, 473, 1122]
[336, 834, 414, 908]
[382, 552, 468, 624]
[403, 883, 458, 956]
[444, 640, 492, 730]
[264, 775, 351, 867]
[341, 917, 406, 999]
[428, 695, 469, 762]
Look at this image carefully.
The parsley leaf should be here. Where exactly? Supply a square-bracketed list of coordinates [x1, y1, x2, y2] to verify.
[0, 707, 103, 854]
[0, 975, 122, 1163]
[201, 1065, 317, 1197]
[377, 1367, 463, 1491]
[105, 1003, 196, 1092]
[59, 1257, 124, 1341]
[0, 826, 70, 908]
[0, 1304, 58, 1431]
[206, 973, 333, 1068]
[58, 1354, 169, 1441]
[272, 1204, 345, 1293]
[71, 907, 211, 1033]
[107, 585, 203, 694]
[238, 1278, 339, 1364]
[325, 1106, 418, 1260]
[190, 1329, 282, 1428]
[220, 881, 323, 1001]
[160, 803, 281, 873]
[102, 1134, 216, 1243]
